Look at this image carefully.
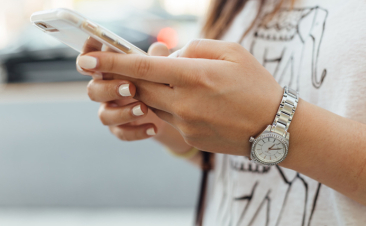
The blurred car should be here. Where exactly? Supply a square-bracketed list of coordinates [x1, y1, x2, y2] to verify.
[0, 23, 156, 84]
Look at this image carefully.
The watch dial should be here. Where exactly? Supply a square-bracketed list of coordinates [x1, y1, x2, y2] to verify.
[254, 137, 286, 163]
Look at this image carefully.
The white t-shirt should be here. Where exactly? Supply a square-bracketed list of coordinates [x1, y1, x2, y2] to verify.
[203, 0, 366, 225]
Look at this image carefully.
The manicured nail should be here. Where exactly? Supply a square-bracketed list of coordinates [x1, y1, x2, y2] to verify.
[77, 56, 97, 69]
[118, 84, 131, 97]
[76, 64, 85, 72]
[77, 64, 102, 79]
[132, 105, 144, 116]
[146, 128, 156, 136]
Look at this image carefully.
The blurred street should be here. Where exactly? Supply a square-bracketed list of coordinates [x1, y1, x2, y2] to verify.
[0, 208, 194, 226]
[0, 0, 208, 225]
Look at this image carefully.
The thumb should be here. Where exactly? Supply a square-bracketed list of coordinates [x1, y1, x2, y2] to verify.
[148, 42, 170, 57]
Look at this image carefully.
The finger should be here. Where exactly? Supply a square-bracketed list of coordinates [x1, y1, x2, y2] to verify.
[81, 37, 103, 54]
[110, 123, 157, 141]
[99, 73, 174, 112]
[168, 49, 180, 58]
[151, 109, 176, 126]
[99, 102, 148, 126]
[148, 42, 170, 56]
[76, 61, 103, 80]
[102, 72, 142, 83]
[87, 79, 136, 102]
[133, 80, 174, 112]
[77, 37, 106, 77]
[77, 52, 195, 84]
[178, 39, 243, 62]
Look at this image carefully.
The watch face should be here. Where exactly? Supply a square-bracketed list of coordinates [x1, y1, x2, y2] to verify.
[252, 133, 288, 165]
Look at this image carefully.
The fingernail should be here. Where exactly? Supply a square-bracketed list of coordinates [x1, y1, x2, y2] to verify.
[77, 56, 98, 69]
[146, 128, 156, 136]
[132, 105, 144, 116]
[76, 64, 85, 72]
[118, 84, 131, 97]
[77, 64, 92, 76]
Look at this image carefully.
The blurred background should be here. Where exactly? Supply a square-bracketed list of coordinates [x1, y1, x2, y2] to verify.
[0, 0, 209, 225]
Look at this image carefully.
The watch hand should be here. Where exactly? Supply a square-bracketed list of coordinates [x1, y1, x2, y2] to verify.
[268, 144, 275, 149]
[269, 148, 282, 150]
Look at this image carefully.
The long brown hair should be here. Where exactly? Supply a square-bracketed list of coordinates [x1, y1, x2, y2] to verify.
[202, 0, 295, 42]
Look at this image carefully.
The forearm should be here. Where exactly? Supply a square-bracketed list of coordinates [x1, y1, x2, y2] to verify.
[280, 99, 366, 205]
[154, 122, 202, 166]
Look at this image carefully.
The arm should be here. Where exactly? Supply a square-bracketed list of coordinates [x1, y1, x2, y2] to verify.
[77, 39, 366, 205]
[281, 99, 366, 204]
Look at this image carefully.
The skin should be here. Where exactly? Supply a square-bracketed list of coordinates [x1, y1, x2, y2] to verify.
[78, 39, 366, 205]
[77, 40, 201, 165]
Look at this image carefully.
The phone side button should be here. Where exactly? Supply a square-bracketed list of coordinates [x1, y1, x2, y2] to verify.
[102, 32, 116, 42]
[83, 21, 98, 32]
[117, 41, 131, 52]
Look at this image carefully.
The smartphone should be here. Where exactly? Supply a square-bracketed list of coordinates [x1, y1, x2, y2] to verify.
[30, 8, 147, 55]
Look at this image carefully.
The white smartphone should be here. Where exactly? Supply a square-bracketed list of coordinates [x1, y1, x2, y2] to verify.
[30, 8, 147, 55]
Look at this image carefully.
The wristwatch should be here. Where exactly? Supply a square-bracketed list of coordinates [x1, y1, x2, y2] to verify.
[249, 86, 299, 166]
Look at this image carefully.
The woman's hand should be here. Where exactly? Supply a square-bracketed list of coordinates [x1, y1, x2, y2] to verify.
[77, 41, 171, 141]
[77, 39, 283, 156]
[77, 39, 366, 205]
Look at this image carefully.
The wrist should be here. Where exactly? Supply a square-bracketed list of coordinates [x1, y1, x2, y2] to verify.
[278, 99, 310, 169]
[249, 86, 298, 165]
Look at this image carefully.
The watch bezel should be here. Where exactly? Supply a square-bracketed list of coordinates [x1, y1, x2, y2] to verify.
[250, 132, 289, 166]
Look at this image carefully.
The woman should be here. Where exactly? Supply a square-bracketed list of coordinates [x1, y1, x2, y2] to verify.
[76, 0, 366, 225]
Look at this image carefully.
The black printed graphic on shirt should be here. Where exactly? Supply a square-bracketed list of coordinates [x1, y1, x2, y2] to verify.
[217, 155, 322, 226]
[250, 6, 328, 90]
[219, 6, 328, 226]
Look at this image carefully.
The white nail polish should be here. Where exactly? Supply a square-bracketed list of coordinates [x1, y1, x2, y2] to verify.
[77, 64, 93, 77]
[132, 105, 144, 116]
[146, 128, 156, 136]
[77, 56, 98, 69]
[118, 84, 131, 97]
[76, 64, 85, 72]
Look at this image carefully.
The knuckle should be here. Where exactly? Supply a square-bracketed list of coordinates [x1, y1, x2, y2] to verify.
[119, 107, 130, 121]
[105, 54, 116, 72]
[98, 109, 108, 126]
[187, 39, 203, 50]
[225, 42, 244, 61]
[106, 82, 117, 99]
[226, 42, 241, 52]
[112, 128, 128, 141]
[134, 56, 151, 79]
[117, 130, 127, 141]
[134, 129, 145, 140]
[87, 80, 97, 101]
[183, 39, 203, 56]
